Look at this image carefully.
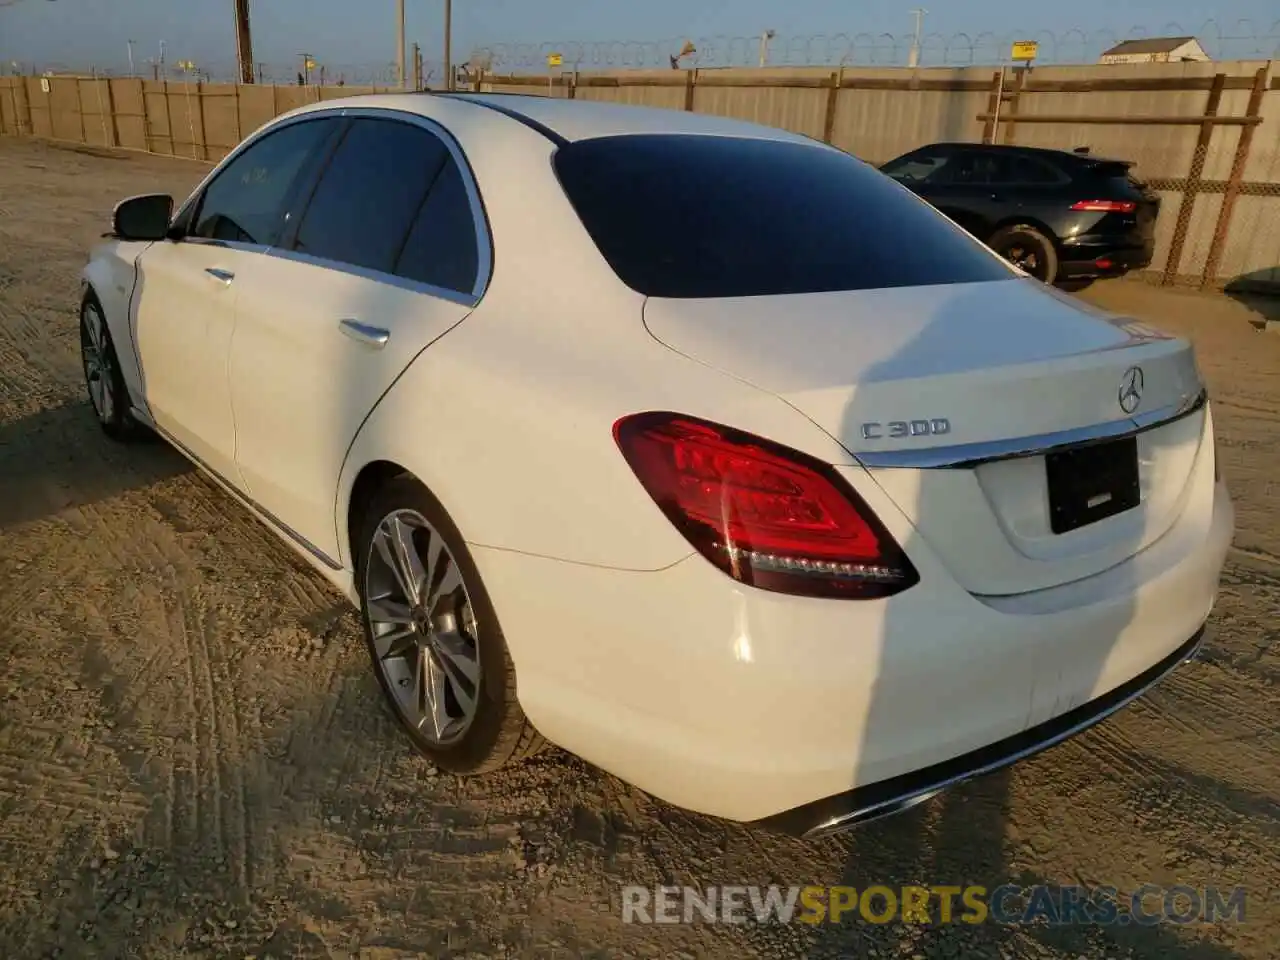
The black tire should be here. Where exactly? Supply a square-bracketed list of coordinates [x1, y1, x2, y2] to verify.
[355, 473, 547, 774]
[80, 291, 147, 441]
[988, 224, 1059, 285]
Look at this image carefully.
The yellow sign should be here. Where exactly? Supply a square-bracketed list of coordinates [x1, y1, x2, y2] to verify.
[305, 58, 317, 70]
[547, 52, 563, 68]
[1010, 40, 1039, 61]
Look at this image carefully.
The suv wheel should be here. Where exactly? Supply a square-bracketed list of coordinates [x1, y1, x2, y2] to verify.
[989, 225, 1059, 285]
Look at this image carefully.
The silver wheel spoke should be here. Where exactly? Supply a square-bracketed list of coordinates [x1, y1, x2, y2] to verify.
[426, 552, 463, 618]
[368, 593, 413, 626]
[390, 516, 429, 603]
[373, 522, 416, 603]
[434, 629, 480, 686]
[417, 647, 451, 740]
[374, 624, 417, 661]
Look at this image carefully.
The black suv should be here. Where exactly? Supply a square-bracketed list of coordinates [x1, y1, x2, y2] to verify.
[880, 143, 1160, 285]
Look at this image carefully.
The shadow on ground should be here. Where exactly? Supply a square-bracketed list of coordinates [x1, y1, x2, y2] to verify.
[1224, 270, 1280, 332]
[0, 399, 191, 531]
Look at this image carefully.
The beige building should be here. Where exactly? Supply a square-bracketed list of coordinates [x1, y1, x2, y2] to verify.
[1098, 36, 1210, 64]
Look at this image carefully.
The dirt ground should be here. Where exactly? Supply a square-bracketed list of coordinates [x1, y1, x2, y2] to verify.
[0, 137, 1277, 960]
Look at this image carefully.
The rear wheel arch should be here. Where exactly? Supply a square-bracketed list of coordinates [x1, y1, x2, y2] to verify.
[989, 216, 1061, 250]
[346, 459, 412, 575]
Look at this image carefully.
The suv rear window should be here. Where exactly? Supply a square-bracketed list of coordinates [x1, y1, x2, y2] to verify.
[553, 134, 1012, 299]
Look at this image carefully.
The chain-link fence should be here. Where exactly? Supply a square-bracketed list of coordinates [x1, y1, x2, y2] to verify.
[469, 19, 1280, 72]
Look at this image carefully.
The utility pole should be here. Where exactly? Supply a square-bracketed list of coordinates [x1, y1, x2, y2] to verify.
[126, 39, 136, 77]
[444, 0, 453, 91]
[907, 8, 927, 68]
[234, 0, 255, 83]
[299, 52, 313, 85]
[396, 0, 407, 88]
[758, 28, 775, 68]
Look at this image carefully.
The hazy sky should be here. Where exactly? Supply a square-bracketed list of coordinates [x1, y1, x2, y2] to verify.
[0, 0, 1275, 75]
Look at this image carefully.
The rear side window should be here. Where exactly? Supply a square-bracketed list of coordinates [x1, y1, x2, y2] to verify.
[394, 158, 480, 294]
[293, 118, 449, 273]
[554, 135, 1011, 299]
[193, 118, 337, 246]
[1011, 156, 1064, 184]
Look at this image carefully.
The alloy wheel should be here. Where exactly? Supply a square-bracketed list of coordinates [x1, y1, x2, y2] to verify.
[364, 509, 482, 746]
[81, 303, 115, 424]
[1004, 244, 1041, 278]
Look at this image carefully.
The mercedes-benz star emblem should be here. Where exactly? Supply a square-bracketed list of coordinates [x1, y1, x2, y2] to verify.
[1118, 365, 1144, 414]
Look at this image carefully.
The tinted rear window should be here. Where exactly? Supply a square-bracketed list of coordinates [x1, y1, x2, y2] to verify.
[553, 134, 1012, 299]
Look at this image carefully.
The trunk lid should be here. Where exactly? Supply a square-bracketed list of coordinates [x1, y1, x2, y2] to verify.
[644, 277, 1207, 595]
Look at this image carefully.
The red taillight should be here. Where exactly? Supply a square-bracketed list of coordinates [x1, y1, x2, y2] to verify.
[613, 412, 918, 599]
[1071, 200, 1137, 213]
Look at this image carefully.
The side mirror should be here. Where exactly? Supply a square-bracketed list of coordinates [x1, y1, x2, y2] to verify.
[112, 193, 174, 242]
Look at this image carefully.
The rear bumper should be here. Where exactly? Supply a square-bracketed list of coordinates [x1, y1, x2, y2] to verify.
[753, 624, 1205, 838]
[1059, 240, 1154, 278]
[472, 449, 1231, 828]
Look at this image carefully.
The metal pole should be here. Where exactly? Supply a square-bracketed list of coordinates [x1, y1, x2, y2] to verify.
[396, 0, 407, 88]
[444, 0, 453, 91]
[908, 8, 927, 68]
[127, 39, 136, 78]
[234, 0, 255, 84]
[991, 64, 1006, 144]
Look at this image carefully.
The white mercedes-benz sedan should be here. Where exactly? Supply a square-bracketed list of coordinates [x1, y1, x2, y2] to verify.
[80, 93, 1233, 839]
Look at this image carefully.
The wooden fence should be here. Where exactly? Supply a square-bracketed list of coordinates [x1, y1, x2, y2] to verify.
[2, 62, 1278, 292]
[0, 76, 396, 163]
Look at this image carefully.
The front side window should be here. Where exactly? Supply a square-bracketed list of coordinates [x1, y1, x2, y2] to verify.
[882, 149, 954, 184]
[192, 118, 337, 246]
[554, 135, 1012, 299]
[292, 118, 450, 274]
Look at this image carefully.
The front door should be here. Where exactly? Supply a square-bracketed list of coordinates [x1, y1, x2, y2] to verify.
[228, 114, 488, 562]
[133, 115, 343, 481]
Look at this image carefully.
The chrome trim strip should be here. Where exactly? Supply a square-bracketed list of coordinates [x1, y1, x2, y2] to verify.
[262, 247, 479, 308]
[797, 627, 1205, 840]
[854, 388, 1207, 470]
[153, 424, 343, 571]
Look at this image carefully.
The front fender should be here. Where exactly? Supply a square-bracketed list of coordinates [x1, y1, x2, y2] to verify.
[82, 241, 150, 412]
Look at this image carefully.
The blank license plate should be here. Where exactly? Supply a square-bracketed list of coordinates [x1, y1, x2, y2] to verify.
[1045, 437, 1140, 535]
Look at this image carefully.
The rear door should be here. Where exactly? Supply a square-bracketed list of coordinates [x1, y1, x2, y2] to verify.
[227, 113, 488, 564]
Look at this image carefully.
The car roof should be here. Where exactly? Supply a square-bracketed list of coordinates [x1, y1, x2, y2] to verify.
[922, 142, 1128, 166]
[282, 91, 819, 148]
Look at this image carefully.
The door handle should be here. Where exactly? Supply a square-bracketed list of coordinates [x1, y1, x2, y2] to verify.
[204, 267, 235, 284]
[339, 319, 390, 349]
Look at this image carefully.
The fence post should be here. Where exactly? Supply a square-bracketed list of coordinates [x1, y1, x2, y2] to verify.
[162, 80, 175, 155]
[195, 80, 208, 160]
[684, 68, 697, 111]
[138, 79, 153, 153]
[232, 83, 242, 144]
[21, 77, 34, 136]
[75, 76, 87, 143]
[104, 77, 121, 147]
[1162, 72, 1226, 285]
[1201, 65, 1270, 289]
[822, 67, 843, 144]
[5, 80, 20, 136]
[980, 70, 1002, 143]
[999, 66, 1029, 144]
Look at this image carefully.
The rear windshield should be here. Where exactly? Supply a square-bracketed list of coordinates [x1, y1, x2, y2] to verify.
[552, 134, 1013, 299]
